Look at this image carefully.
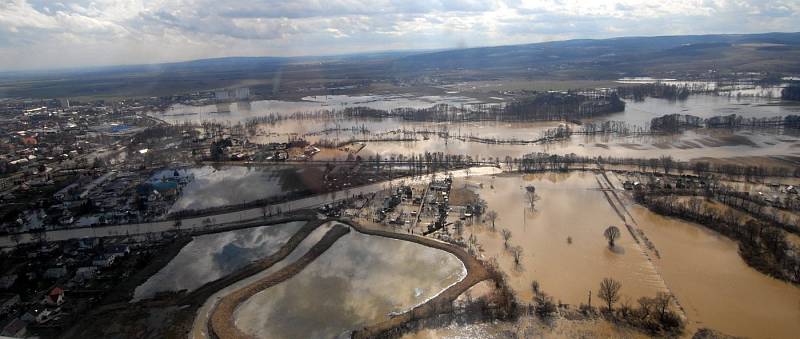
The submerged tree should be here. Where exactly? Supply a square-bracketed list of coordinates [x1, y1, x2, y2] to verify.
[604, 225, 621, 248]
[485, 210, 498, 230]
[510, 245, 524, 266]
[525, 185, 540, 209]
[501, 228, 513, 247]
[598, 277, 622, 311]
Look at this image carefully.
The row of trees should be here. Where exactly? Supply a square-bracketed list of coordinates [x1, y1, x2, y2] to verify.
[340, 92, 625, 122]
[782, 84, 800, 101]
[531, 277, 683, 336]
[650, 113, 800, 132]
[617, 83, 696, 101]
[513, 152, 800, 178]
[637, 195, 800, 283]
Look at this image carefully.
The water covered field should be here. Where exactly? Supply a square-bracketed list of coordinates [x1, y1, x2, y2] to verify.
[233, 228, 466, 339]
[456, 172, 800, 338]
[150, 166, 321, 213]
[152, 92, 800, 163]
[133, 221, 305, 300]
[155, 94, 485, 124]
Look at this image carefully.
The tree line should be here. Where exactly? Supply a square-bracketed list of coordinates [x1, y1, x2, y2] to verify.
[636, 194, 800, 284]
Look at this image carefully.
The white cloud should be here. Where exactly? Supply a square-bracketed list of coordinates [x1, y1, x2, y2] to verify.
[0, 0, 798, 70]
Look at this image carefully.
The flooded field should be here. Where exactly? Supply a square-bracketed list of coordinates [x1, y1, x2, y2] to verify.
[190, 221, 339, 339]
[156, 166, 321, 213]
[155, 94, 483, 124]
[603, 95, 800, 126]
[153, 92, 800, 164]
[460, 172, 666, 305]
[133, 221, 304, 300]
[458, 172, 800, 338]
[357, 128, 799, 161]
[632, 206, 800, 338]
[233, 227, 466, 339]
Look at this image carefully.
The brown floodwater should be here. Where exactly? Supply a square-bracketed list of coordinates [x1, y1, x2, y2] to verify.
[233, 225, 466, 339]
[632, 205, 800, 338]
[454, 172, 800, 338]
[461, 172, 667, 305]
[358, 129, 799, 162]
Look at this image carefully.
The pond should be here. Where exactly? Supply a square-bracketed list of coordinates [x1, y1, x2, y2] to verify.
[232, 226, 466, 339]
[133, 221, 305, 300]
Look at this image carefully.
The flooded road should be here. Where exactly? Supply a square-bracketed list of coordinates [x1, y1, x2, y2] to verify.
[0, 167, 502, 246]
[233, 228, 466, 339]
[133, 221, 305, 300]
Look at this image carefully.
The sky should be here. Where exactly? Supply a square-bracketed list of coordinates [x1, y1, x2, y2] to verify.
[0, 0, 799, 70]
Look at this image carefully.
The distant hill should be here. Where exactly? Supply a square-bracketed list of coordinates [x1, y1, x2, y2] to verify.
[1, 32, 799, 99]
[389, 32, 800, 78]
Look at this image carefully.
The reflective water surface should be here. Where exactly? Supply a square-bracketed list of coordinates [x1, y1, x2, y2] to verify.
[153, 166, 318, 213]
[133, 221, 304, 300]
[233, 228, 466, 339]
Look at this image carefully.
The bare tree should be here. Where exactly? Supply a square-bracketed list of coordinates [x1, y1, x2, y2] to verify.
[598, 277, 622, 311]
[501, 228, 512, 247]
[660, 155, 674, 174]
[485, 210, 498, 230]
[604, 226, 621, 248]
[654, 292, 672, 321]
[525, 185, 540, 209]
[510, 245, 523, 266]
[534, 291, 557, 317]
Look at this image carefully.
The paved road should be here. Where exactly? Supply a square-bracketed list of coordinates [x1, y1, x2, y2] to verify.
[0, 166, 501, 247]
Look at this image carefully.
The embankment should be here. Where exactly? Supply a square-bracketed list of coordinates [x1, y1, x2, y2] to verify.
[210, 224, 351, 338]
[346, 221, 493, 339]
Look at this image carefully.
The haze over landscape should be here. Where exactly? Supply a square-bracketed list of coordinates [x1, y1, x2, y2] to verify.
[1, 1, 800, 339]
[1, 0, 800, 70]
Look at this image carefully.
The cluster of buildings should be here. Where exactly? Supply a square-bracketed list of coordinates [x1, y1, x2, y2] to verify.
[0, 234, 175, 337]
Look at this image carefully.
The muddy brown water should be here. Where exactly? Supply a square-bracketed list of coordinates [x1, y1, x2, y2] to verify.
[458, 172, 800, 338]
[461, 173, 666, 305]
[632, 205, 800, 338]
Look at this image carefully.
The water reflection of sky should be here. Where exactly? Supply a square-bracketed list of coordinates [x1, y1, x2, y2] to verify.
[234, 230, 466, 339]
[155, 94, 483, 124]
[133, 221, 304, 300]
[600, 95, 800, 126]
[150, 166, 310, 213]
